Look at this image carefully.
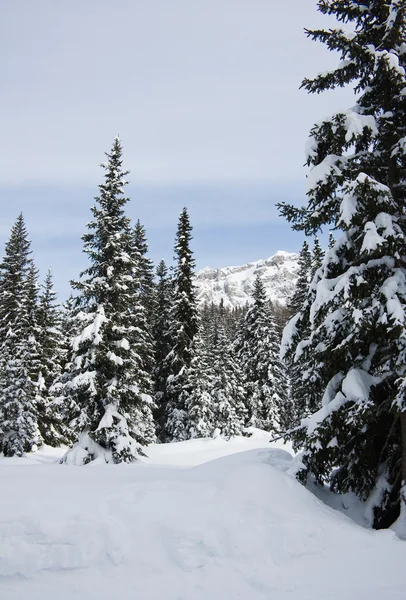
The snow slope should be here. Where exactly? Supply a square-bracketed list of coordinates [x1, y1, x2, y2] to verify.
[195, 250, 299, 308]
[1, 433, 405, 600]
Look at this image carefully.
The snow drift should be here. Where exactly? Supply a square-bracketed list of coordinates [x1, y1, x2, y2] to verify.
[1, 435, 405, 600]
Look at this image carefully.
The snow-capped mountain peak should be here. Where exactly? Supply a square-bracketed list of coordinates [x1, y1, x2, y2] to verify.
[195, 250, 299, 308]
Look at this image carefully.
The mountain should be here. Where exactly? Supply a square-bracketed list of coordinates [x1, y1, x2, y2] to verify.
[195, 251, 299, 309]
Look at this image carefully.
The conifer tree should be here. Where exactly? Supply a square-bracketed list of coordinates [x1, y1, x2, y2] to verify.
[132, 220, 156, 340]
[210, 320, 246, 437]
[36, 270, 68, 446]
[24, 260, 42, 387]
[60, 137, 155, 464]
[163, 208, 198, 441]
[311, 236, 325, 279]
[278, 0, 406, 530]
[0, 214, 31, 344]
[289, 240, 312, 316]
[0, 215, 40, 455]
[236, 275, 287, 432]
[185, 328, 215, 439]
[153, 259, 173, 438]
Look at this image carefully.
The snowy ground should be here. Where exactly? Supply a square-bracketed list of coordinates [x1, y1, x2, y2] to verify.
[1, 431, 406, 599]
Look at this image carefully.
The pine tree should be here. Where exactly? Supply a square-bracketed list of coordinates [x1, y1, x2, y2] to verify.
[163, 208, 198, 441]
[285, 241, 314, 427]
[311, 236, 325, 279]
[36, 270, 68, 446]
[61, 137, 155, 464]
[278, 0, 406, 531]
[236, 275, 287, 432]
[328, 231, 335, 250]
[185, 328, 215, 439]
[289, 240, 312, 316]
[0, 215, 40, 455]
[24, 260, 42, 389]
[153, 259, 173, 439]
[0, 214, 31, 344]
[133, 220, 155, 322]
[209, 320, 246, 437]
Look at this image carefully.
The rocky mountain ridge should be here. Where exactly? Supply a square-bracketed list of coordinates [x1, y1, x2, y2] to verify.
[195, 250, 299, 309]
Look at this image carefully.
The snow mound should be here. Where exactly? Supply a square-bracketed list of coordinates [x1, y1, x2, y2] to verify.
[1, 437, 406, 599]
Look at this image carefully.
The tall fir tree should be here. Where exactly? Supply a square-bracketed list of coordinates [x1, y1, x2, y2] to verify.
[163, 208, 198, 441]
[210, 320, 246, 437]
[36, 270, 68, 446]
[0, 215, 40, 455]
[278, 0, 406, 531]
[132, 220, 156, 383]
[236, 275, 287, 432]
[152, 259, 173, 439]
[60, 137, 155, 464]
[311, 236, 325, 279]
[185, 327, 215, 439]
[289, 240, 312, 316]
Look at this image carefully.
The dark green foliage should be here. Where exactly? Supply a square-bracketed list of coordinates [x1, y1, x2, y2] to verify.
[278, 0, 406, 529]
[289, 241, 312, 316]
[235, 275, 287, 432]
[36, 270, 69, 446]
[60, 137, 155, 464]
[163, 208, 199, 441]
[153, 259, 173, 439]
[0, 215, 40, 455]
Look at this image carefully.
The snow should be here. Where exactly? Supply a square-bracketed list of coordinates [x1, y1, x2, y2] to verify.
[1, 433, 406, 599]
[304, 369, 381, 435]
[195, 250, 299, 308]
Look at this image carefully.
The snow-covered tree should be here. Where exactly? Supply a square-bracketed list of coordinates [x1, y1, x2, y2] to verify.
[163, 208, 199, 441]
[311, 236, 325, 279]
[236, 275, 287, 432]
[61, 137, 155, 464]
[185, 328, 215, 439]
[36, 270, 68, 446]
[278, 0, 406, 531]
[133, 219, 155, 323]
[210, 320, 246, 437]
[153, 259, 173, 439]
[0, 214, 31, 344]
[289, 240, 312, 316]
[0, 215, 40, 455]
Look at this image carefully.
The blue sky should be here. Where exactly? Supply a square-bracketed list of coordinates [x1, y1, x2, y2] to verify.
[1, 0, 354, 299]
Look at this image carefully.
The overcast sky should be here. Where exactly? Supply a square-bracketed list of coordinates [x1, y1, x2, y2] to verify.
[1, 0, 354, 298]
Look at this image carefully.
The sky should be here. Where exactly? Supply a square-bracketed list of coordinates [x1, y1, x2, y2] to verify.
[1, 0, 355, 299]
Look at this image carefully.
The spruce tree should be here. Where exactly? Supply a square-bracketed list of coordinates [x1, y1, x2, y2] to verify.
[163, 208, 198, 441]
[132, 220, 156, 384]
[236, 275, 287, 432]
[311, 236, 325, 279]
[0, 215, 40, 455]
[0, 214, 31, 344]
[133, 220, 155, 322]
[152, 259, 173, 439]
[61, 137, 155, 464]
[36, 270, 68, 446]
[210, 320, 246, 437]
[289, 240, 312, 316]
[278, 0, 406, 530]
[185, 328, 215, 439]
